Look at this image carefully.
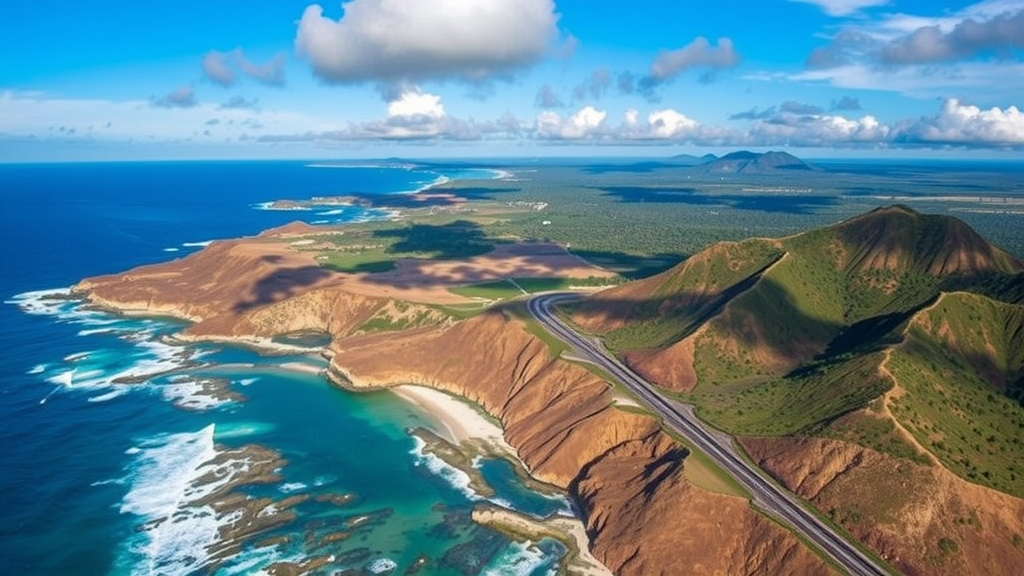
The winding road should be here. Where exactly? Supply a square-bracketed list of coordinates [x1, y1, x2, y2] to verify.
[527, 292, 892, 576]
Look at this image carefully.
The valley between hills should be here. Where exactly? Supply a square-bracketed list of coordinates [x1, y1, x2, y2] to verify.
[69, 157, 1024, 576]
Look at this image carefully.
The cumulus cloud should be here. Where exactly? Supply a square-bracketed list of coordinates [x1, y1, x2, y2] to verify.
[880, 9, 1024, 64]
[896, 98, 1024, 144]
[259, 88, 522, 142]
[154, 85, 197, 108]
[203, 49, 287, 87]
[788, 0, 889, 17]
[750, 111, 890, 146]
[646, 109, 699, 138]
[294, 0, 559, 84]
[386, 89, 444, 119]
[535, 106, 608, 139]
[535, 85, 564, 109]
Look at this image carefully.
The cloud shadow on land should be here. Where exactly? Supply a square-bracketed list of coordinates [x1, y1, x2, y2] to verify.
[372, 220, 495, 260]
[591, 185, 839, 215]
[233, 262, 335, 312]
[347, 186, 522, 209]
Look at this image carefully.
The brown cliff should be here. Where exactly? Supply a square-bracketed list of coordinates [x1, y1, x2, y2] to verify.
[72, 234, 835, 576]
[330, 309, 834, 575]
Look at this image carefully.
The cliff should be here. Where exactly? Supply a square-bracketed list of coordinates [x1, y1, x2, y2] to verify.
[72, 232, 835, 576]
[329, 309, 833, 575]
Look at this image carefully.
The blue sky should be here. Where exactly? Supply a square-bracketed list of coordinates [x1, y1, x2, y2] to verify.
[1, 0, 1022, 160]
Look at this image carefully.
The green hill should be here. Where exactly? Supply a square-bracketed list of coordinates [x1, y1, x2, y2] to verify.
[571, 205, 1024, 496]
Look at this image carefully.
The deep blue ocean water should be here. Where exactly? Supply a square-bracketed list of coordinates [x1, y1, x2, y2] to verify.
[0, 162, 565, 576]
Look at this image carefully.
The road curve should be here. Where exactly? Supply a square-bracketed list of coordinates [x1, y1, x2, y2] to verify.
[528, 292, 892, 576]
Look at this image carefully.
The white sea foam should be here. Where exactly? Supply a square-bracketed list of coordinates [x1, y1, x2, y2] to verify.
[163, 247, 180, 252]
[7, 288, 76, 316]
[117, 424, 251, 576]
[78, 327, 115, 336]
[14, 289, 205, 407]
[367, 558, 398, 574]
[316, 209, 345, 216]
[64, 350, 93, 362]
[237, 378, 259, 386]
[160, 378, 230, 411]
[483, 541, 553, 576]
[409, 436, 479, 501]
[251, 201, 311, 212]
[182, 240, 213, 248]
[48, 368, 77, 387]
[88, 388, 128, 403]
[279, 482, 307, 493]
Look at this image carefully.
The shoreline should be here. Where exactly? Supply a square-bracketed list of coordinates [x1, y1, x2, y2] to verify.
[391, 384, 513, 454]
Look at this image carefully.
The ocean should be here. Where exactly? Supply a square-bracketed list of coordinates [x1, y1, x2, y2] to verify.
[0, 161, 566, 576]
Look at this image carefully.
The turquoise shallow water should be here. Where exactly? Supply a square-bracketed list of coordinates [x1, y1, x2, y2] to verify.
[0, 161, 564, 575]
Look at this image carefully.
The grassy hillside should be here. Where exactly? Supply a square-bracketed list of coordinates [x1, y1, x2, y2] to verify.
[576, 205, 1024, 496]
[887, 292, 1024, 497]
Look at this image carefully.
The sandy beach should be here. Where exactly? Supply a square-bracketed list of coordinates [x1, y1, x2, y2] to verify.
[391, 385, 514, 454]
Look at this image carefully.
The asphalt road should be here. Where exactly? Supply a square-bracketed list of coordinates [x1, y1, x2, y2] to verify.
[528, 292, 892, 576]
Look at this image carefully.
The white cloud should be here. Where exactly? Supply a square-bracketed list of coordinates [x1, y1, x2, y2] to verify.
[788, 0, 888, 17]
[294, 0, 559, 83]
[386, 90, 444, 119]
[647, 109, 699, 138]
[750, 112, 890, 146]
[535, 105, 608, 139]
[897, 98, 1024, 144]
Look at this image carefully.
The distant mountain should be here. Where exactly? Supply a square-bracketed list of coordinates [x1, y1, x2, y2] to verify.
[667, 153, 718, 166]
[692, 150, 816, 174]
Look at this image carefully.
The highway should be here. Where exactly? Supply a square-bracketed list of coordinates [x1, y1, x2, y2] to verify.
[527, 292, 892, 576]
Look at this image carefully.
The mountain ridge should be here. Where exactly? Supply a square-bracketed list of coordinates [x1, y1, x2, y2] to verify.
[569, 204, 1024, 575]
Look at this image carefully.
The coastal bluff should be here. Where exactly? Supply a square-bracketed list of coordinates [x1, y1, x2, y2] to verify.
[72, 226, 834, 576]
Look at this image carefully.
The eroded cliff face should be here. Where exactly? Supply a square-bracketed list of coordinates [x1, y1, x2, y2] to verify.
[72, 238, 836, 576]
[330, 310, 834, 576]
[742, 436, 1024, 576]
